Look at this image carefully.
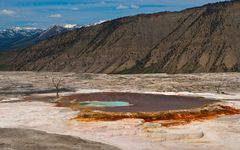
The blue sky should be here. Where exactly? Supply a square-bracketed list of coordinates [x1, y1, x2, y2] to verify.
[0, 0, 225, 29]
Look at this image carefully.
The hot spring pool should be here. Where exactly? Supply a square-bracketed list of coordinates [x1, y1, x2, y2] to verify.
[63, 92, 217, 112]
[79, 101, 130, 107]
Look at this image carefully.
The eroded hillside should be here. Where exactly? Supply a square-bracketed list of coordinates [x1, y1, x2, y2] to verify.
[3, 0, 240, 73]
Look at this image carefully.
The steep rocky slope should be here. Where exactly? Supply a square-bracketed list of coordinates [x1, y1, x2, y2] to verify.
[4, 0, 240, 73]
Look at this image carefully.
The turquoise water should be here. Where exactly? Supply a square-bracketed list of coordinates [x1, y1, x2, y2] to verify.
[79, 101, 130, 107]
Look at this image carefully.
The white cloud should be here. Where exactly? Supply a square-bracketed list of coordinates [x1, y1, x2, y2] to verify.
[0, 9, 16, 16]
[49, 14, 62, 18]
[130, 4, 139, 9]
[116, 4, 139, 10]
[116, 4, 129, 9]
[71, 7, 79, 11]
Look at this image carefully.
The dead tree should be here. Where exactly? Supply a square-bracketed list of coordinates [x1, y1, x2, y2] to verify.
[216, 77, 224, 94]
[51, 77, 63, 98]
[216, 83, 222, 94]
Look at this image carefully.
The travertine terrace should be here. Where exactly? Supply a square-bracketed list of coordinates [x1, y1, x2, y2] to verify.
[0, 72, 240, 150]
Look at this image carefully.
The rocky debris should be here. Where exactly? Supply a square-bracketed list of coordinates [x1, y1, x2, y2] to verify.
[0, 72, 239, 101]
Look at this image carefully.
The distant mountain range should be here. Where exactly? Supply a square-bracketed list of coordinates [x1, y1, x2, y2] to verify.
[0, 25, 81, 51]
[1, 0, 240, 74]
[0, 27, 42, 51]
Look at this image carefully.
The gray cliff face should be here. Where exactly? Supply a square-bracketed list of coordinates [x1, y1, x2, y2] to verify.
[3, 0, 240, 73]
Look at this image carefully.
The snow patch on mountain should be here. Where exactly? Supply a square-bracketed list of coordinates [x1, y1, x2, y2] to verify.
[63, 24, 78, 29]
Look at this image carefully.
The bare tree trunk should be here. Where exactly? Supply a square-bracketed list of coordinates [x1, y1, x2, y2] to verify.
[216, 83, 221, 94]
[56, 87, 59, 98]
[51, 75, 63, 99]
[216, 77, 224, 94]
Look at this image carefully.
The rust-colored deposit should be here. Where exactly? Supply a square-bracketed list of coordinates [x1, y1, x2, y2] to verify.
[74, 105, 240, 126]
